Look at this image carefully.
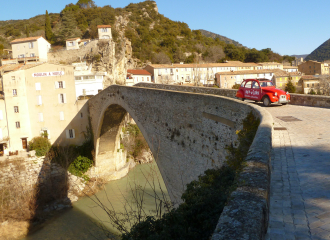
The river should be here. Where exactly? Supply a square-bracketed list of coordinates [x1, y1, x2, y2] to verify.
[23, 162, 170, 240]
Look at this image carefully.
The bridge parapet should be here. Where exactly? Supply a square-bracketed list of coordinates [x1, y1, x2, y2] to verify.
[89, 83, 273, 239]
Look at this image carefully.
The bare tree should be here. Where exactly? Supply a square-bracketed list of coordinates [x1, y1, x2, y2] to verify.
[152, 52, 171, 64]
[204, 46, 225, 63]
[318, 75, 330, 95]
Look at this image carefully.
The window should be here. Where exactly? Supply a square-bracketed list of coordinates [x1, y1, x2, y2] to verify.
[80, 112, 83, 118]
[29, 42, 34, 49]
[147, 77, 149, 81]
[30, 53, 35, 57]
[60, 111, 64, 120]
[38, 113, 44, 122]
[102, 28, 108, 32]
[58, 93, 66, 103]
[142, 77, 144, 81]
[35, 82, 41, 91]
[66, 129, 75, 139]
[307, 84, 310, 87]
[16, 122, 20, 128]
[11, 76, 15, 81]
[55, 81, 65, 89]
[13, 89, 17, 96]
[18, 54, 24, 58]
[37, 95, 42, 105]
[14, 106, 19, 113]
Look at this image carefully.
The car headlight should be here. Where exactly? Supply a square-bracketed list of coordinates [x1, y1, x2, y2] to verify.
[286, 91, 289, 95]
[274, 92, 277, 96]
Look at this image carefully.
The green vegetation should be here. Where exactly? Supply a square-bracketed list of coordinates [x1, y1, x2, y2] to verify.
[305, 38, 330, 62]
[0, 0, 290, 64]
[122, 123, 149, 161]
[121, 112, 260, 240]
[28, 136, 51, 157]
[232, 83, 241, 89]
[68, 155, 93, 179]
[285, 79, 296, 93]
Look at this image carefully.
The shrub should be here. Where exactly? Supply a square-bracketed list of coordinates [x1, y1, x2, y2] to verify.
[122, 166, 236, 240]
[68, 155, 93, 177]
[28, 137, 51, 156]
[232, 83, 240, 89]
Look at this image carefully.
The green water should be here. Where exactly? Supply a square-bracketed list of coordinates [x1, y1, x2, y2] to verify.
[24, 162, 170, 240]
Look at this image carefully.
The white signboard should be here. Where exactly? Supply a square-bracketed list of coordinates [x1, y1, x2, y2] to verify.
[32, 71, 64, 77]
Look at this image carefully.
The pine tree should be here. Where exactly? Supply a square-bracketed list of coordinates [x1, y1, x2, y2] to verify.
[285, 79, 296, 93]
[45, 10, 53, 43]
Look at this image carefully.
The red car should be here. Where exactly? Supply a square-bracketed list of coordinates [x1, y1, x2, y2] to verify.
[236, 79, 290, 106]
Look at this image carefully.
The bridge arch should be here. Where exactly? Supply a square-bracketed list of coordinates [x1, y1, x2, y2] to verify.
[89, 85, 259, 203]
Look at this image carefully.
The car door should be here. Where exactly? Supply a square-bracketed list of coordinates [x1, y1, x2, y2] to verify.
[250, 80, 261, 100]
[243, 80, 252, 99]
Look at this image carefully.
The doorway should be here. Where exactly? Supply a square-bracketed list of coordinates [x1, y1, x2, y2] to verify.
[22, 138, 27, 150]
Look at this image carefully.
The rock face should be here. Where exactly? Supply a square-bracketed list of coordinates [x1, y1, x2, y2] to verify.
[136, 149, 154, 164]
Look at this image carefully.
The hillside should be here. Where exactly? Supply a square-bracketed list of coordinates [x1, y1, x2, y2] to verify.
[305, 39, 330, 62]
[0, 0, 288, 64]
[198, 29, 244, 48]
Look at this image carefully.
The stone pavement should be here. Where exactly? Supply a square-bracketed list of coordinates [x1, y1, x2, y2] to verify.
[264, 104, 330, 240]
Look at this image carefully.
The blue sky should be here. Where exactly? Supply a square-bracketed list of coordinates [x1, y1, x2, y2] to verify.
[1, 0, 328, 55]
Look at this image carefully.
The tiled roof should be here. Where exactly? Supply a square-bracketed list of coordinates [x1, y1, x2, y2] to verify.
[147, 62, 261, 69]
[216, 69, 275, 75]
[66, 37, 80, 41]
[283, 66, 298, 69]
[301, 75, 319, 80]
[97, 25, 111, 28]
[258, 62, 283, 65]
[273, 69, 302, 77]
[10, 36, 44, 44]
[127, 69, 151, 75]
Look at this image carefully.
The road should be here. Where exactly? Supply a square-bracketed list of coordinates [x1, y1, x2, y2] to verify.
[263, 103, 330, 240]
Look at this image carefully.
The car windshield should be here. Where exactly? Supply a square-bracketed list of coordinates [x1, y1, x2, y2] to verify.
[260, 81, 274, 87]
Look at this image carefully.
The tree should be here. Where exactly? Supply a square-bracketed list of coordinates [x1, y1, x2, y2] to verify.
[77, 0, 96, 9]
[317, 75, 330, 95]
[25, 25, 29, 37]
[203, 46, 225, 63]
[58, 11, 80, 43]
[45, 10, 53, 43]
[285, 79, 296, 93]
[152, 52, 171, 64]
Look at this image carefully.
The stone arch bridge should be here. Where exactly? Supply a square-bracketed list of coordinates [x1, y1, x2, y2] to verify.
[88, 84, 272, 206]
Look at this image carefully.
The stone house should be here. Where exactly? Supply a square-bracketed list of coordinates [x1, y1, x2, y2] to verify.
[298, 60, 329, 75]
[300, 75, 320, 94]
[283, 66, 298, 72]
[66, 38, 81, 50]
[126, 69, 152, 86]
[0, 63, 89, 154]
[2, 36, 51, 65]
[258, 62, 284, 70]
[98, 25, 112, 39]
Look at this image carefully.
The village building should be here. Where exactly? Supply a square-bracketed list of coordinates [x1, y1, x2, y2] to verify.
[126, 69, 152, 86]
[0, 63, 89, 154]
[215, 69, 275, 88]
[271, 69, 302, 91]
[98, 25, 112, 40]
[298, 60, 329, 75]
[283, 66, 299, 72]
[2, 36, 51, 65]
[144, 62, 262, 85]
[73, 62, 107, 99]
[258, 62, 284, 70]
[66, 38, 91, 50]
[300, 75, 320, 94]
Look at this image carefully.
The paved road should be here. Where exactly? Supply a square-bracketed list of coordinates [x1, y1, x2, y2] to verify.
[263, 104, 330, 240]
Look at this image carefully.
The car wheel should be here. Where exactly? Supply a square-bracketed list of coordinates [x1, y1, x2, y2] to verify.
[263, 97, 271, 107]
[282, 103, 287, 105]
[242, 98, 245, 101]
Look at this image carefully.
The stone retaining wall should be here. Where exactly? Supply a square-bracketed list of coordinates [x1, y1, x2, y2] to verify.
[290, 93, 330, 108]
[0, 156, 85, 202]
[135, 83, 273, 240]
